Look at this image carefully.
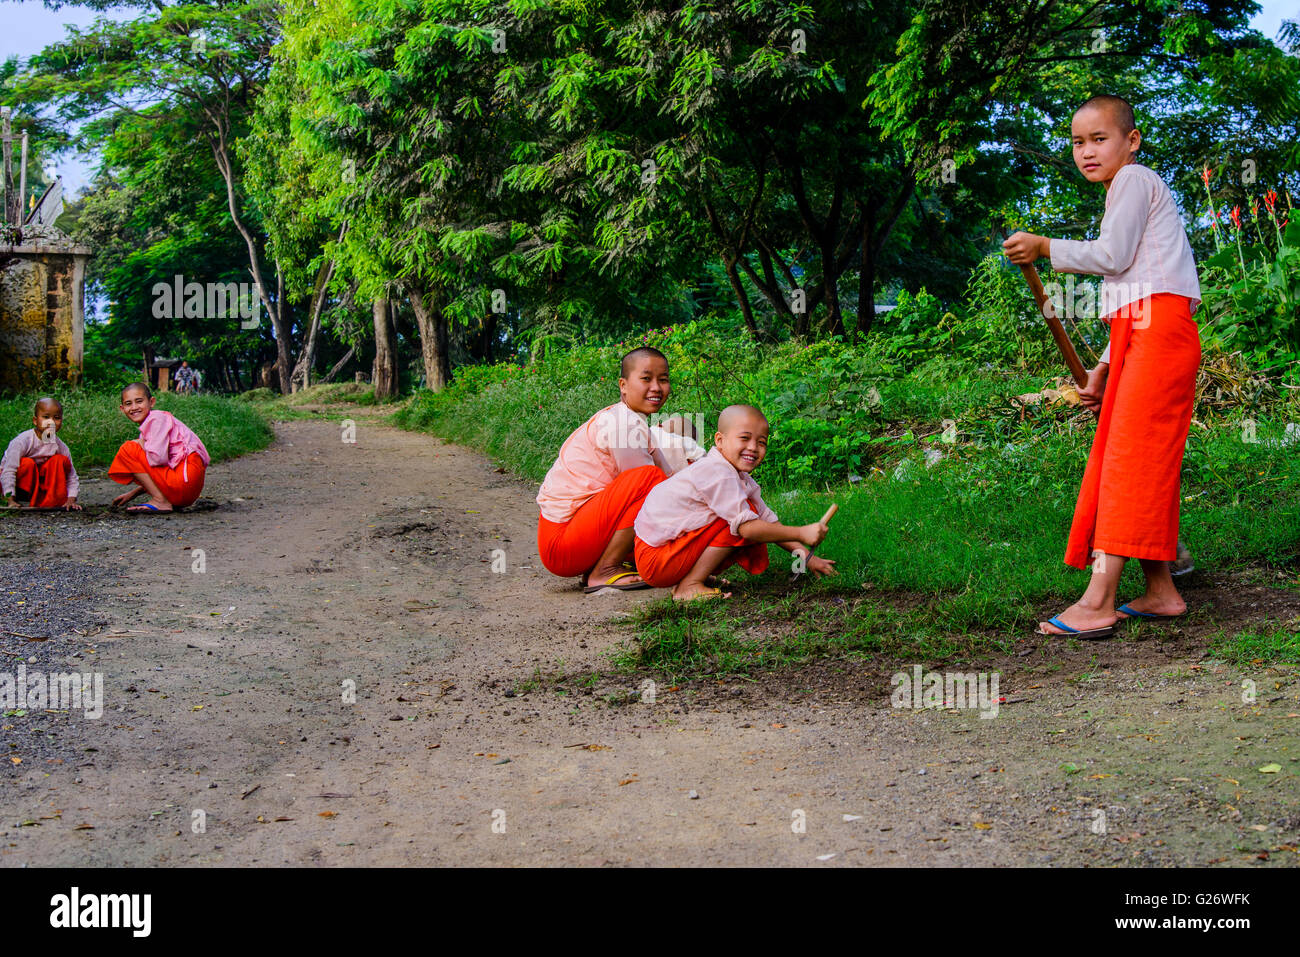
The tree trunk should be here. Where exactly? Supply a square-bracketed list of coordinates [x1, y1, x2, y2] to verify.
[321, 346, 355, 384]
[721, 252, 760, 339]
[141, 345, 155, 387]
[856, 202, 876, 339]
[406, 281, 451, 392]
[206, 128, 290, 381]
[272, 264, 292, 394]
[372, 298, 398, 399]
[289, 249, 340, 393]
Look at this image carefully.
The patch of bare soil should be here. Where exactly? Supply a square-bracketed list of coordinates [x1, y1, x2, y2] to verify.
[0, 414, 1296, 867]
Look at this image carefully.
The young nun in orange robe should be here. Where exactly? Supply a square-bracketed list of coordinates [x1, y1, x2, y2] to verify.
[536, 347, 681, 594]
[1004, 94, 1201, 639]
[633, 405, 836, 601]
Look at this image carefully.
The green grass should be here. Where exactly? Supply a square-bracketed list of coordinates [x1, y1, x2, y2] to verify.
[387, 317, 1300, 676]
[1209, 626, 1300, 665]
[0, 388, 273, 470]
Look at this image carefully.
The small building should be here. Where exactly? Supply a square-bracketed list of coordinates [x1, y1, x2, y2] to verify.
[145, 356, 184, 393]
[1, 220, 91, 392]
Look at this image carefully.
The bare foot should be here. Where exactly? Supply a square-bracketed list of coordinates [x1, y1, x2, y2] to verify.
[672, 583, 731, 602]
[1116, 594, 1186, 618]
[127, 498, 173, 513]
[1037, 602, 1118, 635]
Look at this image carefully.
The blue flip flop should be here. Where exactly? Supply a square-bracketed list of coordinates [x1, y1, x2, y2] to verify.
[126, 502, 173, 514]
[1036, 616, 1116, 640]
[1117, 603, 1181, 623]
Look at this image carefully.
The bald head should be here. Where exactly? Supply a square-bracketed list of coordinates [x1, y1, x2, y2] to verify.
[620, 346, 667, 378]
[34, 397, 62, 417]
[717, 404, 767, 434]
[1075, 94, 1136, 135]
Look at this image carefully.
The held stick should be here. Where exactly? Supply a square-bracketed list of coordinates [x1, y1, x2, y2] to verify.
[790, 503, 838, 582]
[1017, 262, 1089, 385]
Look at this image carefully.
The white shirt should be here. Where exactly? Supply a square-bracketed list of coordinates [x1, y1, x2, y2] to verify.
[648, 425, 706, 474]
[536, 402, 672, 523]
[1, 428, 79, 498]
[634, 447, 778, 547]
[1050, 163, 1201, 364]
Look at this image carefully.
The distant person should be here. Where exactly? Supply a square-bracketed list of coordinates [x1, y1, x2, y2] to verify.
[108, 383, 211, 513]
[1, 397, 81, 510]
[174, 361, 195, 394]
[633, 405, 836, 601]
[1003, 94, 1200, 638]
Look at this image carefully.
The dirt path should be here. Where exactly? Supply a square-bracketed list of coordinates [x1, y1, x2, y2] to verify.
[1, 414, 1297, 867]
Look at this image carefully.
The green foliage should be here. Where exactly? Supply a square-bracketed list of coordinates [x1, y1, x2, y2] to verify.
[1199, 190, 1300, 372]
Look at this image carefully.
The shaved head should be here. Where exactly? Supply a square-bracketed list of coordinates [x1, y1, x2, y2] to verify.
[717, 404, 768, 433]
[1076, 94, 1136, 135]
[34, 397, 62, 416]
[620, 346, 667, 378]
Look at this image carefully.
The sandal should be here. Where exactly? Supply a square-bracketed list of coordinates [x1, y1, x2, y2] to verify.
[672, 586, 730, 603]
[1116, 603, 1183, 623]
[584, 571, 651, 594]
[1035, 616, 1115, 640]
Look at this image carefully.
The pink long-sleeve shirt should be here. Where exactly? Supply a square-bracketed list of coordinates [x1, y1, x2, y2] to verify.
[1049, 163, 1201, 363]
[137, 410, 211, 481]
[1, 429, 79, 498]
[537, 402, 674, 524]
[634, 446, 779, 548]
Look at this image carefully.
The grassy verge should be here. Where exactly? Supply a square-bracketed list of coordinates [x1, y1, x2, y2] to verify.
[0, 388, 273, 469]
[1209, 626, 1300, 666]
[388, 316, 1300, 673]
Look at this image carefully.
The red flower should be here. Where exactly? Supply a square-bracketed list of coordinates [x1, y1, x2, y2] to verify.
[1201, 166, 1213, 188]
[1251, 199, 1259, 218]
[1230, 205, 1242, 230]
[1264, 189, 1278, 214]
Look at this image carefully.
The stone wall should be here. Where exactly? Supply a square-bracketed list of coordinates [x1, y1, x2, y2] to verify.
[0, 240, 91, 392]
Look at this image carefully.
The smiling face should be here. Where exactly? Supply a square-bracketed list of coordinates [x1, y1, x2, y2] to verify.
[1071, 103, 1141, 188]
[120, 386, 156, 425]
[33, 400, 63, 441]
[619, 354, 671, 416]
[714, 406, 769, 474]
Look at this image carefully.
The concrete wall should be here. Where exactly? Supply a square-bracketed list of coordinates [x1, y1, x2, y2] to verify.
[0, 242, 90, 392]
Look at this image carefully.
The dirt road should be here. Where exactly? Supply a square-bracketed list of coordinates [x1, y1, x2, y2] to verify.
[2, 413, 1297, 866]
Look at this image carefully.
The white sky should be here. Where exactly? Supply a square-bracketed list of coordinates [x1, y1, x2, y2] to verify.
[2, 0, 1297, 195]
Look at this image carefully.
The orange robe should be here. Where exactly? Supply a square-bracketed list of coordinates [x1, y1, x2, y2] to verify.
[14, 455, 72, 507]
[108, 442, 207, 509]
[634, 512, 770, 588]
[1065, 293, 1200, 567]
[537, 464, 666, 578]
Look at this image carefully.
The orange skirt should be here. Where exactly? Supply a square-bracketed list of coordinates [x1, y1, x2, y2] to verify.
[634, 517, 770, 588]
[15, 455, 71, 507]
[537, 464, 666, 578]
[108, 442, 207, 509]
[1065, 293, 1200, 567]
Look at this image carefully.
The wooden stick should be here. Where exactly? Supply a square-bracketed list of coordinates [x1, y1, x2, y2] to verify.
[1017, 262, 1089, 384]
[790, 502, 838, 581]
